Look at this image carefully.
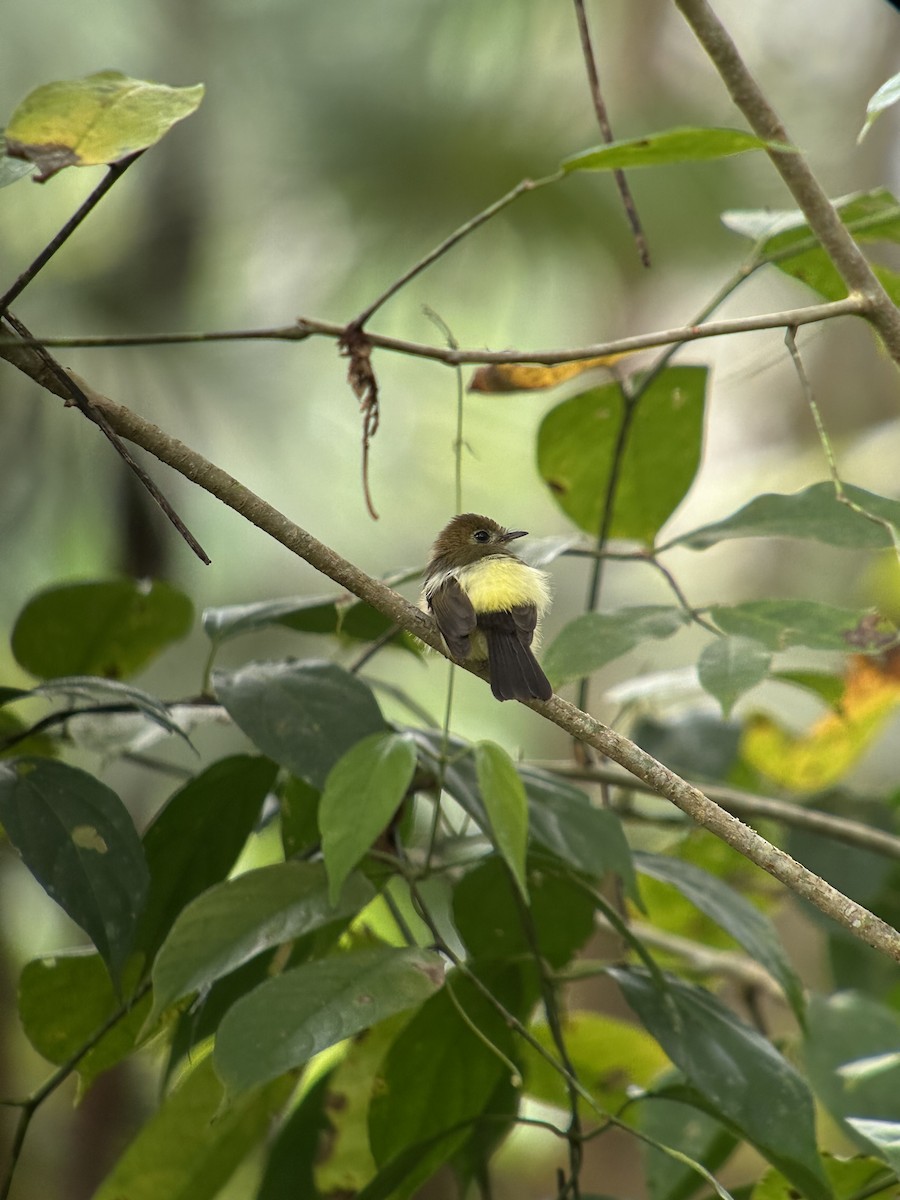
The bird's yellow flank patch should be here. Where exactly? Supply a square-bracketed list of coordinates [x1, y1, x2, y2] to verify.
[461, 557, 551, 614]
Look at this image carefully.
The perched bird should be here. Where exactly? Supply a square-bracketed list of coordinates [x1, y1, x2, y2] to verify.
[422, 513, 553, 702]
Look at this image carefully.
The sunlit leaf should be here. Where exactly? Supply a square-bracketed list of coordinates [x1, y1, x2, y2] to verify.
[563, 127, 779, 172]
[537, 367, 707, 542]
[0, 154, 33, 187]
[845, 1120, 900, 1175]
[5, 71, 204, 181]
[742, 653, 900, 792]
[214, 947, 444, 1095]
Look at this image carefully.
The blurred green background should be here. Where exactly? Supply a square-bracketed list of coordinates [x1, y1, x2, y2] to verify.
[2, 1, 900, 1196]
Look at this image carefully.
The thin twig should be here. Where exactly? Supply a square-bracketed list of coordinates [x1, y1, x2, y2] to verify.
[346, 172, 564, 330]
[572, 0, 650, 267]
[1, 313, 210, 565]
[0, 154, 143, 313]
[0, 295, 866, 363]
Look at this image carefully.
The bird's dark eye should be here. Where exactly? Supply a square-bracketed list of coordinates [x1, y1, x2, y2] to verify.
[473, 529, 491, 543]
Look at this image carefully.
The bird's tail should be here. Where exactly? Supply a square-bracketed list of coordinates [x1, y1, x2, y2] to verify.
[486, 632, 553, 702]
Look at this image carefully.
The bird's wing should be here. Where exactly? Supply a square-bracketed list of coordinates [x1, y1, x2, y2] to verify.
[427, 576, 478, 659]
[507, 604, 538, 647]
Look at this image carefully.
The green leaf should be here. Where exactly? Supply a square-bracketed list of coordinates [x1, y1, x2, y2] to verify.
[214, 946, 444, 1095]
[632, 713, 741, 783]
[149, 860, 374, 1024]
[137, 755, 278, 962]
[92, 1054, 290, 1200]
[0, 758, 148, 982]
[723, 191, 900, 303]
[367, 965, 525, 1169]
[280, 774, 321, 858]
[611, 968, 832, 1200]
[11, 580, 193, 680]
[18, 951, 150, 1093]
[634, 854, 805, 1022]
[771, 671, 845, 709]
[562, 127, 777, 172]
[698, 637, 772, 717]
[668, 482, 900, 552]
[213, 659, 386, 789]
[522, 766, 639, 901]
[859, 72, 900, 142]
[453, 856, 596, 969]
[320, 732, 417, 903]
[28, 675, 193, 748]
[5, 71, 204, 182]
[753, 1154, 899, 1200]
[543, 606, 688, 687]
[0, 154, 33, 187]
[474, 741, 529, 900]
[709, 600, 892, 653]
[537, 367, 707, 541]
[845, 1120, 900, 1175]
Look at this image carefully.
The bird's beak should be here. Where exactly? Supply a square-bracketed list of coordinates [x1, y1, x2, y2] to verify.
[501, 529, 527, 542]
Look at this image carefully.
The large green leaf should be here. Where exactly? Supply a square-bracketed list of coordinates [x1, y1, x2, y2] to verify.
[611, 968, 831, 1200]
[452, 856, 596, 970]
[537, 367, 707, 542]
[137, 755, 278, 962]
[213, 659, 386, 789]
[474, 741, 529, 900]
[521, 767, 639, 901]
[149, 860, 374, 1024]
[667, 482, 900, 552]
[92, 1054, 290, 1200]
[543, 606, 688, 686]
[367, 965, 525, 1171]
[5, 71, 204, 182]
[845, 1120, 900, 1175]
[11, 580, 193, 680]
[709, 600, 893, 652]
[563, 127, 777, 172]
[214, 947, 444, 1095]
[634, 854, 805, 1022]
[640, 1087, 738, 1200]
[0, 758, 148, 982]
[257, 1073, 333, 1200]
[320, 731, 417, 902]
[18, 952, 150, 1093]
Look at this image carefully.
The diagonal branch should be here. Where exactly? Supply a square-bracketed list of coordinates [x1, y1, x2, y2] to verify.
[8, 353, 898, 964]
[674, 0, 900, 364]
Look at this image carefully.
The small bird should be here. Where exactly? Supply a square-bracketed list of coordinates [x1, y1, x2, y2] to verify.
[422, 513, 553, 702]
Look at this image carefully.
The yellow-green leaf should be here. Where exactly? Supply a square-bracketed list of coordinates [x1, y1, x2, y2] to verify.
[5, 71, 204, 181]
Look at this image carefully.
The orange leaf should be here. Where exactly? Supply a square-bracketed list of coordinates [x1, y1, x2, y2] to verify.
[468, 352, 632, 394]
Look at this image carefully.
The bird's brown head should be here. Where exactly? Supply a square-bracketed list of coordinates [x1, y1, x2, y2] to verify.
[427, 513, 527, 571]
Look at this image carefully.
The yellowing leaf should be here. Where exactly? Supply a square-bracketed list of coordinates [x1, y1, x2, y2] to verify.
[468, 353, 632, 394]
[5, 71, 204, 181]
[742, 652, 900, 791]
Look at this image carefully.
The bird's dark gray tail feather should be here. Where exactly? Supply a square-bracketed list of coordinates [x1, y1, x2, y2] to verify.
[487, 632, 553, 702]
